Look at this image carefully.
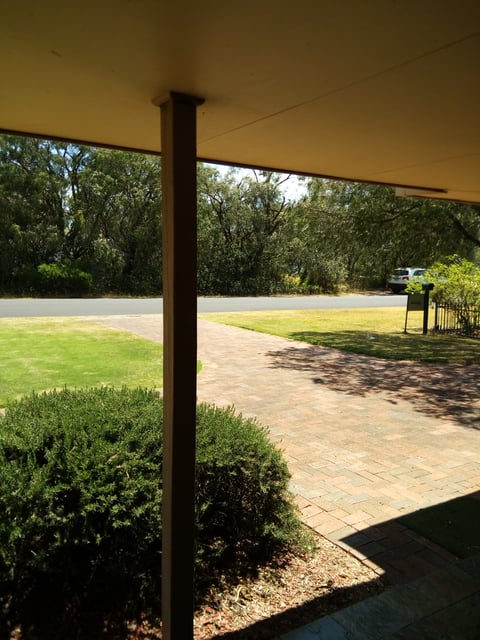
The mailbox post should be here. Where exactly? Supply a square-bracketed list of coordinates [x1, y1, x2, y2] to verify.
[422, 282, 434, 335]
[404, 283, 434, 334]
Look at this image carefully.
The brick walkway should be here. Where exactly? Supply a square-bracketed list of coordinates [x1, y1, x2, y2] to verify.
[96, 314, 480, 586]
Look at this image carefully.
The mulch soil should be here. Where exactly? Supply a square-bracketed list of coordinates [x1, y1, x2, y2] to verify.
[124, 531, 388, 639]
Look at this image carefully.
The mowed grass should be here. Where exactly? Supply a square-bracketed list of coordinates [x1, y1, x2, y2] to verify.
[200, 307, 480, 364]
[0, 318, 163, 406]
[398, 496, 480, 558]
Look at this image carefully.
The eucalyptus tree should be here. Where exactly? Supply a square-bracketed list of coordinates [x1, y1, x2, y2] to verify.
[293, 178, 476, 290]
[76, 149, 162, 293]
[0, 136, 87, 291]
[2, 131, 477, 297]
[197, 166, 295, 295]
[442, 202, 480, 250]
[0, 135, 162, 294]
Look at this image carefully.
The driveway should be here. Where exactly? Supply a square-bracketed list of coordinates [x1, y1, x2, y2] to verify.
[94, 314, 480, 585]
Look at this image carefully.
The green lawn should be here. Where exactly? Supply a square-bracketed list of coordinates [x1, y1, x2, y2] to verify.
[398, 496, 480, 558]
[2, 307, 478, 406]
[0, 318, 163, 406]
[200, 307, 480, 364]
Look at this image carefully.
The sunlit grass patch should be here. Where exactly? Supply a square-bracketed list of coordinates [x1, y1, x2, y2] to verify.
[200, 308, 480, 364]
[0, 318, 163, 405]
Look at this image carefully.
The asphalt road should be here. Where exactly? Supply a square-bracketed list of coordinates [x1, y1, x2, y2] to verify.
[0, 294, 406, 317]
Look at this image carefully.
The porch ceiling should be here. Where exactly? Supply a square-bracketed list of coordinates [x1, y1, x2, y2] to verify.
[1, 0, 479, 203]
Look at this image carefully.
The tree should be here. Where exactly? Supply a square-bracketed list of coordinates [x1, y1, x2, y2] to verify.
[75, 149, 162, 294]
[0, 135, 162, 295]
[1, 132, 479, 297]
[292, 178, 477, 291]
[197, 166, 295, 295]
[0, 136, 73, 291]
[443, 202, 480, 249]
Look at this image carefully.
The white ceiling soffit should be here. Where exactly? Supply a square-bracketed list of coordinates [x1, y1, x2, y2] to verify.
[1, 0, 479, 203]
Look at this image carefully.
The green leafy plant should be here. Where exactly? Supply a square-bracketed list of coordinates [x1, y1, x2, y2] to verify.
[37, 260, 93, 295]
[406, 255, 480, 306]
[427, 255, 480, 307]
[0, 387, 163, 637]
[407, 256, 480, 336]
[195, 404, 305, 578]
[0, 388, 305, 638]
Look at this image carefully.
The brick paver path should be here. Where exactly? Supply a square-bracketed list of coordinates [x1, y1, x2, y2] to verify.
[95, 314, 480, 585]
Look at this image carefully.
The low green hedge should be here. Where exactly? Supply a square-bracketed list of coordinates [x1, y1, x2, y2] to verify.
[0, 387, 306, 638]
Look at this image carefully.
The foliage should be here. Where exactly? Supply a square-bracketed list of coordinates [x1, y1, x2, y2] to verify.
[197, 166, 295, 295]
[422, 255, 480, 307]
[0, 388, 304, 638]
[195, 403, 305, 576]
[290, 179, 477, 290]
[1, 133, 480, 296]
[77, 149, 162, 294]
[36, 260, 93, 295]
[406, 256, 480, 337]
[0, 135, 162, 296]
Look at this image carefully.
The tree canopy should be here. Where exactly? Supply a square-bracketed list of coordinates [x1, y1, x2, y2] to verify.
[0, 134, 478, 297]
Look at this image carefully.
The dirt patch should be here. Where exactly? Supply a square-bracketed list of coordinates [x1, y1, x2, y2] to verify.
[125, 531, 387, 639]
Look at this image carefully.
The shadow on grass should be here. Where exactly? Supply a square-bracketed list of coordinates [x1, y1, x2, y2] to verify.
[266, 333, 480, 429]
[289, 330, 480, 364]
[397, 493, 480, 558]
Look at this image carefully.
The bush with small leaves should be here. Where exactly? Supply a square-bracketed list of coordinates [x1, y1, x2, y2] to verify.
[195, 404, 304, 577]
[0, 388, 305, 638]
[0, 387, 163, 638]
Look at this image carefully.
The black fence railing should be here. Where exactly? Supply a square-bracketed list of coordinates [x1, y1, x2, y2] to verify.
[434, 303, 480, 338]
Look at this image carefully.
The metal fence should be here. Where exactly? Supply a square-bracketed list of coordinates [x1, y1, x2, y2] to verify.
[434, 303, 480, 338]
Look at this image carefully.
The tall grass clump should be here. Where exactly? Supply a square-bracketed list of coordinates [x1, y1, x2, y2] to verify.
[0, 388, 305, 638]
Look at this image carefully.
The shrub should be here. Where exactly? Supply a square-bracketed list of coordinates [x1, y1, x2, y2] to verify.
[407, 256, 480, 336]
[0, 388, 305, 638]
[37, 260, 93, 296]
[0, 387, 163, 638]
[195, 404, 304, 581]
[427, 255, 480, 307]
[301, 256, 347, 293]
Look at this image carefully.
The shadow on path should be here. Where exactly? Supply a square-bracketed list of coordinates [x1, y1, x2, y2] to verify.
[266, 343, 480, 429]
